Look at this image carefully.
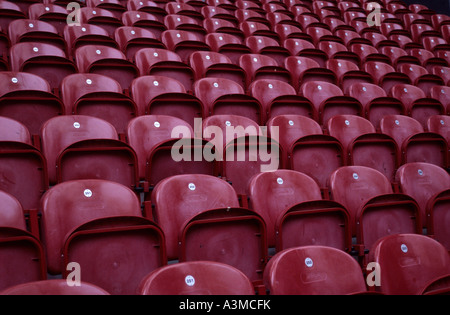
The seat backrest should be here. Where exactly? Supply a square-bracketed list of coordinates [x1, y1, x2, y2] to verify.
[127, 115, 194, 179]
[329, 166, 393, 230]
[0, 279, 110, 295]
[131, 75, 186, 115]
[151, 174, 240, 260]
[41, 179, 142, 275]
[74, 45, 127, 73]
[239, 53, 278, 76]
[430, 86, 450, 108]
[248, 169, 322, 246]
[427, 115, 450, 143]
[9, 42, 68, 72]
[0, 116, 31, 145]
[300, 81, 343, 110]
[189, 50, 234, 78]
[347, 82, 387, 108]
[369, 233, 450, 295]
[380, 114, 424, 148]
[395, 162, 450, 219]
[138, 261, 255, 295]
[248, 79, 297, 112]
[8, 19, 60, 46]
[193, 77, 245, 111]
[0, 71, 52, 98]
[327, 115, 376, 151]
[41, 115, 119, 184]
[0, 190, 26, 230]
[264, 245, 367, 295]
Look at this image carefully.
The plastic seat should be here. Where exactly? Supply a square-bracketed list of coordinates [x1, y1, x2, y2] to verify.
[432, 66, 450, 86]
[0, 190, 46, 292]
[121, 11, 167, 39]
[430, 86, 450, 110]
[329, 166, 422, 262]
[300, 81, 363, 126]
[60, 73, 137, 136]
[432, 14, 450, 30]
[369, 234, 450, 295]
[150, 174, 267, 283]
[409, 48, 449, 73]
[423, 36, 450, 54]
[348, 82, 405, 130]
[239, 54, 291, 89]
[318, 41, 360, 66]
[395, 162, 450, 227]
[427, 115, 450, 144]
[245, 35, 290, 67]
[202, 6, 239, 28]
[205, 33, 252, 66]
[326, 59, 373, 93]
[263, 246, 369, 295]
[63, 23, 119, 59]
[379, 46, 421, 69]
[350, 43, 391, 66]
[0, 0, 26, 31]
[283, 38, 328, 67]
[164, 14, 207, 41]
[8, 19, 65, 51]
[138, 261, 255, 295]
[203, 17, 244, 40]
[74, 45, 139, 91]
[398, 63, 446, 96]
[363, 61, 411, 94]
[86, 0, 126, 20]
[390, 84, 445, 129]
[134, 47, 195, 93]
[248, 169, 347, 249]
[114, 26, 165, 60]
[161, 30, 210, 63]
[249, 79, 316, 123]
[40, 115, 139, 189]
[41, 179, 166, 295]
[286, 56, 337, 92]
[9, 42, 77, 91]
[0, 71, 65, 137]
[127, 0, 168, 23]
[327, 115, 399, 183]
[189, 51, 246, 89]
[380, 115, 448, 169]
[165, 2, 203, 23]
[149, 174, 240, 260]
[222, 135, 281, 197]
[77, 7, 123, 37]
[0, 116, 31, 144]
[306, 26, 343, 46]
[0, 279, 110, 295]
[127, 115, 194, 180]
[240, 21, 279, 42]
[410, 23, 441, 44]
[273, 24, 306, 42]
[131, 75, 205, 127]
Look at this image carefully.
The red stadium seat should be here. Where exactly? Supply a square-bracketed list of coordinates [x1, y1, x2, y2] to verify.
[263, 246, 369, 295]
[205, 32, 252, 66]
[77, 7, 123, 37]
[8, 19, 65, 51]
[114, 26, 165, 60]
[74, 45, 139, 91]
[288, 56, 337, 92]
[380, 115, 447, 168]
[121, 11, 167, 39]
[138, 261, 255, 295]
[0, 1, 26, 31]
[41, 179, 166, 295]
[161, 29, 210, 63]
[86, 0, 126, 20]
[245, 35, 290, 67]
[431, 66, 450, 86]
[164, 14, 206, 41]
[283, 38, 328, 67]
[134, 47, 195, 93]
[326, 59, 373, 93]
[193, 77, 262, 124]
[369, 234, 450, 295]
[363, 61, 411, 94]
[398, 63, 446, 96]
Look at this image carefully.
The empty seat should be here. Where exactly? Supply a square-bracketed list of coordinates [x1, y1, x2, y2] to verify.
[430, 86, 450, 110]
[369, 234, 450, 295]
[381, 114, 448, 170]
[300, 81, 363, 126]
[379, 46, 420, 69]
[138, 261, 255, 295]
[74, 45, 139, 91]
[41, 179, 166, 295]
[0, 0, 26, 31]
[126, 115, 194, 181]
[0, 71, 65, 137]
[86, 0, 126, 20]
[348, 82, 405, 130]
[9, 42, 77, 91]
[164, 14, 206, 41]
[329, 166, 422, 262]
[0, 190, 46, 292]
[161, 29, 210, 63]
[40, 115, 139, 189]
[131, 75, 205, 127]
[245, 35, 290, 67]
[60, 73, 138, 136]
[318, 41, 360, 66]
[283, 38, 328, 67]
[431, 66, 450, 86]
[398, 63, 446, 96]
[363, 61, 411, 94]
[127, 0, 168, 23]
[114, 26, 165, 60]
[189, 50, 246, 89]
[8, 19, 65, 51]
[239, 53, 291, 89]
[390, 84, 445, 129]
[287, 56, 337, 92]
[0, 279, 110, 295]
[395, 162, 450, 227]
[134, 47, 195, 93]
[240, 21, 278, 42]
[350, 43, 391, 66]
[326, 59, 373, 93]
[64, 23, 119, 59]
[263, 246, 369, 295]
[427, 115, 450, 145]
[205, 32, 252, 66]
[77, 7, 123, 37]
[193, 77, 262, 124]
[0, 116, 31, 144]
[165, 2, 203, 23]
[327, 115, 399, 183]
[121, 11, 167, 39]
[248, 169, 349, 250]
[409, 48, 448, 73]
[150, 174, 267, 283]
